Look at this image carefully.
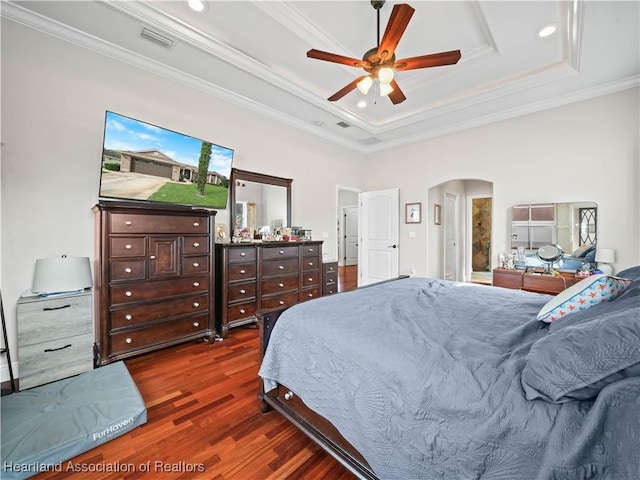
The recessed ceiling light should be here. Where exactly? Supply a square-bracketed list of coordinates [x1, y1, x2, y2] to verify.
[313, 120, 324, 126]
[187, 0, 207, 13]
[357, 100, 367, 108]
[538, 23, 558, 38]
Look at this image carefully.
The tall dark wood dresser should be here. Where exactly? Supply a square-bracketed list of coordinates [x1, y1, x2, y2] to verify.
[93, 203, 216, 366]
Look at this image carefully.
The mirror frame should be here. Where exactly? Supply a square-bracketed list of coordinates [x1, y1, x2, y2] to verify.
[229, 168, 292, 234]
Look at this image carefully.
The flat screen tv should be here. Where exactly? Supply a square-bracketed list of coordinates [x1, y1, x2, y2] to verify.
[99, 111, 234, 210]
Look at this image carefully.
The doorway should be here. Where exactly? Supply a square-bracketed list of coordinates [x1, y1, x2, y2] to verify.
[470, 196, 493, 285]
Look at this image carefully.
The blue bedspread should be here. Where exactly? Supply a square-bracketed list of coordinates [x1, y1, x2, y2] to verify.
[259, 277, 640, 480]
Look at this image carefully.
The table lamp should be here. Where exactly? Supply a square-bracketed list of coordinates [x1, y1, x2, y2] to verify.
[595, 248, 615, 275]
[31, 255, 93, 295]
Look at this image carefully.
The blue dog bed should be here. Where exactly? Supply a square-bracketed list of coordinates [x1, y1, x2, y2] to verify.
[1, 361, 147, 480]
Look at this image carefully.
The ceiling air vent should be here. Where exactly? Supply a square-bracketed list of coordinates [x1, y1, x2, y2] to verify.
[336, 121, 351, 128]
[140, 27, 175, 50]
[359, 137, 382, 146]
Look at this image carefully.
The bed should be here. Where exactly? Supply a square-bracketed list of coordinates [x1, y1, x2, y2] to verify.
[258, 266, 640, 480]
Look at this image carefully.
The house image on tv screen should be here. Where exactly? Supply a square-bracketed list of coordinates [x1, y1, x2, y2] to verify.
[116, 149, 223, 185]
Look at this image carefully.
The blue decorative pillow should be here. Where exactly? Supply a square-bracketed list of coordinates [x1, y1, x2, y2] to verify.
[536, 274, 633, 323]
[522, 292, 640, 403]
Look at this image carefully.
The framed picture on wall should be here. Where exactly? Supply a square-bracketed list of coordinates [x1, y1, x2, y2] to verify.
[405, 203, 422, 224]
[434, 204, 442, 225]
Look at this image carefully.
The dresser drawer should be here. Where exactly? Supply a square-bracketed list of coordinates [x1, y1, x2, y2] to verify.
[183, 236, 210, 255]
[302, 255, 321, 272]
[110, 293, 209, 329]
[110, 314, 208, 355]
[261, 246, 299, 260]
[302, 244, 321, 256]
[228, 247, 256, 262]
[261, 275, 299, 296]
[323, 282, 338, 296]
[323, 262, 338, 275]
[109, 213, 209, 234]
[110, 259, 146, 281]
[261, 258, 299, 277]
[228, 282, 257, 303]
[228, 301, 256, 321]
[182, 255, 210, 274]
[19, 333, 93, 390]
[260, 291, 300, 310]
[111, 275, 208, 305]
[302, 270, 320, 288]
[228, 262, 257, 281]
[17, 294, 92, 346]
[300, 286, 321, 303]
[110, 237, 145, 257]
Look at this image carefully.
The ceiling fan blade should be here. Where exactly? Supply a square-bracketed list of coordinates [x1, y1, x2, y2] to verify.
[327, 76, 366, 102]
[377, 4, 415, 61]
[388, 79, 406, 105]
[394, 50, 462, 71]
[307, 49, 369, 68]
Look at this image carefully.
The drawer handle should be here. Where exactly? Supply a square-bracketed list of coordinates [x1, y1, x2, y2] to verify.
[193, 222, 200, 227]
[307, 293, 314, 298]
[193, 281, 200, 287]
[239, 289, 246, 294]
[125, 267, 132, 273]
[278, 265, 284, 270]
[308, 262, 314, 266]
[308, 248, 314, 252]
[240, 252, 246, 257]
[125, 337, 133, 344]
[125, 244, 132, 249]
[240, 269, 246, 274]
[43, 304, 71, 311]
[239, 308, 246, 314]
[44, 344, 72, 353]
[150, 255, 156, 260]
[308, 277, 313, 282]
[125, 314, 133, 321]
[125, 291, 133, 297]
[328, 279, 335, 284]
[193, 321, 200, 328]
[284, 391, 294, 401]
[328, 289, 335, 294]
[193, 242, 200, 247]
[279, 300, 285, 305]
[193, 262, 200, 267]
[193, 302, 200, 308]
[125, 221, 132, 226]
[278, 283, 284, 288]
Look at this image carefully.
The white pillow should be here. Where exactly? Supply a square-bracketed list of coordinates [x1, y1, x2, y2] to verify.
[537, 274, 633, 322]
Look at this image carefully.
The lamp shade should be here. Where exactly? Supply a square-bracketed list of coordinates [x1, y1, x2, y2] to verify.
[32, 256, 93, 295]
[595, 248, 615, 264]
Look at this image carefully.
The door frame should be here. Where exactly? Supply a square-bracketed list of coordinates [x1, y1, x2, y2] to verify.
[443, 192, 459, 281]
[336, 185, 361, 267]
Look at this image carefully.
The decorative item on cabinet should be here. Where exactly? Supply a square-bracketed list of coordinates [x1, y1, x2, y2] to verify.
[215, 241, 324, 338]
[93, 203, 216, 366]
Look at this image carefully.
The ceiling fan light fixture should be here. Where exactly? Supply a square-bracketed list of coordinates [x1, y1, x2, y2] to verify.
[357, 76, 374, 95]
[378, 67, 394, 84]
[379, 82, 394, 97]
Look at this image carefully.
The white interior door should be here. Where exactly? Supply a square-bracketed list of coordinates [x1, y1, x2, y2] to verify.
[343, 206, 359, 266]
[444, 192, 458, 281]
[359, 189, 399, 287]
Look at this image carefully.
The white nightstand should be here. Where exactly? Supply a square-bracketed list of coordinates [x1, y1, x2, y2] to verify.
[17, 290, 93, 390]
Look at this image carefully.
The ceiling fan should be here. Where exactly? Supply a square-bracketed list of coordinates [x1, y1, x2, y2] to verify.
[307, 1, 461, 105]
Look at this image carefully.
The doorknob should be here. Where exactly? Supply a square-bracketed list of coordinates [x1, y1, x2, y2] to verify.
[388, 244, 397, 248]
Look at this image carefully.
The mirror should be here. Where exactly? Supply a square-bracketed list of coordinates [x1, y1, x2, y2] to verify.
[230, 168, 291, 238]
[510, 202, 598, 269]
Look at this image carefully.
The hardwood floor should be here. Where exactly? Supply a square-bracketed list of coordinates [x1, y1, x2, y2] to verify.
[338, 265, 357, 292]
[30, 329, 356, 480]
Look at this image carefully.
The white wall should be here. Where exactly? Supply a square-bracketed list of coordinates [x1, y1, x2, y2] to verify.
[365, 88, 640, 278]
[0, 19, 365, 379]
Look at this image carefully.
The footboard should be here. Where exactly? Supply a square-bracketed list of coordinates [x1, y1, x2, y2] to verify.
[256, 307, 378, 480]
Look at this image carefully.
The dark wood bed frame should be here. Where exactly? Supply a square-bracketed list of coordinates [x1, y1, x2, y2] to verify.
[257, 307, 379, 480]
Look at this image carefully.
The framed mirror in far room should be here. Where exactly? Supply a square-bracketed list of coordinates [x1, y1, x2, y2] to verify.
[229, 168, 292, 239]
